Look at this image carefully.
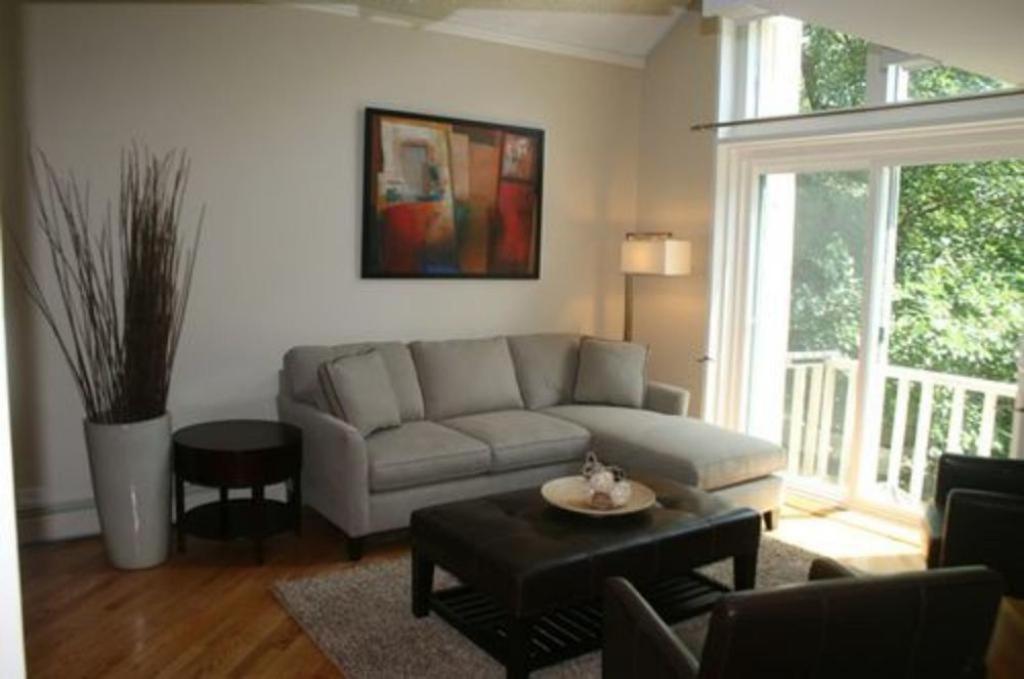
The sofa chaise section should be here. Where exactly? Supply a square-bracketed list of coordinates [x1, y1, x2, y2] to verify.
[543, 404, 786, 524]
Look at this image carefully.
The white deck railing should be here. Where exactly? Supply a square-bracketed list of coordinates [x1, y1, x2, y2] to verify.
[785, 351, 1017, 501]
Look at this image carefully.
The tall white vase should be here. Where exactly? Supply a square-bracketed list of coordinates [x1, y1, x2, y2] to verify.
[84, 413, 172, 569]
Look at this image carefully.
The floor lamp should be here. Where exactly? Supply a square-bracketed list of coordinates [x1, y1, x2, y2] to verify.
[620, 233, 691, 342]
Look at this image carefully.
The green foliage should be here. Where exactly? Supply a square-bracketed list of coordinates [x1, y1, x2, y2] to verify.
[892, 161, 1024, 382]
[800, 25, 867, 112]
[788, 171, 867, 356]
[909, 66, 1009, 101]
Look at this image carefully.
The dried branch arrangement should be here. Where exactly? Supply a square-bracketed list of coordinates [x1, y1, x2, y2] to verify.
[12, 147, 202, 423]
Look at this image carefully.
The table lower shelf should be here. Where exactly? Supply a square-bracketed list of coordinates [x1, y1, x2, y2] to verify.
[179, 498, 295, 541]
[431, 570, 729, 672]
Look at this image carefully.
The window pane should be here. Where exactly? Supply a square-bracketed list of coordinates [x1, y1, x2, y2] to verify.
[873, 159, 1024, 505]
[800, 24, 868, 112]
[904, 65, 1013, 102]
[747, 170, 870, 490]
[749, 18, 1015, 119]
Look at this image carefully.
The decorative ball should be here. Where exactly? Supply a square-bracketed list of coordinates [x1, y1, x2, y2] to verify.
[589, 469, 616, 495]
[610, 480, 632, 507]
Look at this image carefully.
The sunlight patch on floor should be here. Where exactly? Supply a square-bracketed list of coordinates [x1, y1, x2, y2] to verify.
[774, 505, 925, 574]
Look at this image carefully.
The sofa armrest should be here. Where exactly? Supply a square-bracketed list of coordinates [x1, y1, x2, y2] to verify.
[603, 577, 699, 679]
[644, 381, 691, 417]
[277, 389, 372, 538]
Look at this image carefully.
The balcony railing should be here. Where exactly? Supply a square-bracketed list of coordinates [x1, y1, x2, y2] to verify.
[784, 351, 1018, 502]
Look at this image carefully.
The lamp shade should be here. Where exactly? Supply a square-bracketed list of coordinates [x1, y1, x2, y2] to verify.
[620, 238, 691, 276]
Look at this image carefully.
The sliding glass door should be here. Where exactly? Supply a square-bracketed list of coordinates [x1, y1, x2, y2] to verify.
[739, 158, 1024, 514]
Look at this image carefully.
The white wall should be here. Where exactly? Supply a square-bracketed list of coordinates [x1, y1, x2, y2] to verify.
[632, 14, 720, 415]
[9, 3, 642, 539]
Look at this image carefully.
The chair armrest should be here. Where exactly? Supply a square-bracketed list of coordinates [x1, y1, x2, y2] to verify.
[277, 391, 371, 538]
[942, 488, 1024, 597]
[934, 453, 1024, 507]
[644, 381, 691, 417]
[602, 577, 699, 679]
[807, 558, 858, 581]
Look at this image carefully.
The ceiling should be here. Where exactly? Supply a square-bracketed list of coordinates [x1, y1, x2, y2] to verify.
[300, 1, 689, 67]
[300, 0, 1024, 82]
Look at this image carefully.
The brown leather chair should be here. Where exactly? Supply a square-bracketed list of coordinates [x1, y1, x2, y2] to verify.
[602, 558, 1003, 679]
[924, 453, 1024, 596]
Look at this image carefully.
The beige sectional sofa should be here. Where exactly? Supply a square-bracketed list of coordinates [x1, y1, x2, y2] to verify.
[278, 333, 785, 557]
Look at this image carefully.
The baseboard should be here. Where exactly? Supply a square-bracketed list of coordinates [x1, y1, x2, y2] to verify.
[16, 495, 101, 543]
[16, 485, 287, 544]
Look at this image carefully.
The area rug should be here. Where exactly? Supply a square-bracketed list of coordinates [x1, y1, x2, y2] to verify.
[274, 535, 820, 678]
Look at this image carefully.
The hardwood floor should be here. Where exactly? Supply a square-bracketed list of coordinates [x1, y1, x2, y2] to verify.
[19, 510, 393, 678]
[16, 504, 1019, 677]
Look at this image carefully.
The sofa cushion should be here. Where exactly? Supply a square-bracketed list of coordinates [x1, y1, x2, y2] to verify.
[367, 421, 490, 492]
[285, 342, 425, 421]
[411, 337, 524, 420]
[573, 338, 648, 408]
[444, 410, 591, 472]
[507, 333, 581, 410]
[318, 351, 402, 437]
[544, 405, 786, 491]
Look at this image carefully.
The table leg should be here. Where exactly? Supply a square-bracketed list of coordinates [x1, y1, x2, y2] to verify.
[734, 550, 758, 591]
[506, 616, 531, 679]
[219, 486, 229, 538]
[292, 474, 302, 536]
[252, 485, 265, 564]
[411, 550, 435, 618]
[175, 475, 186, 554]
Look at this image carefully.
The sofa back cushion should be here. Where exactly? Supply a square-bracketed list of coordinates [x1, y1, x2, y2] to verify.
[284, 342, 425, 421]
[573, 337, 648, 408]
[507, 333, 581, 410]
[411, 337, 525, 420]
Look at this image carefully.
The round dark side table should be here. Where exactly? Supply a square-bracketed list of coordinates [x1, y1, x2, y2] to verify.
[173, 419, 302, 563]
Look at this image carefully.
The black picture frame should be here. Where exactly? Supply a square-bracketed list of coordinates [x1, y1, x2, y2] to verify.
[361, 107, 545, 279]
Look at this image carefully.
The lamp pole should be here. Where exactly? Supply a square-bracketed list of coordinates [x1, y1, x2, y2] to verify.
[623, 274, 634, 342]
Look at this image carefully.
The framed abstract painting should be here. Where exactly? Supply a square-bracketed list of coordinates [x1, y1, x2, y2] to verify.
[361, 108, 544, 279]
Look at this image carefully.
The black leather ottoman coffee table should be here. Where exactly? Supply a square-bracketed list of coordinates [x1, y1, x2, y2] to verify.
[410, 482, 761, 678]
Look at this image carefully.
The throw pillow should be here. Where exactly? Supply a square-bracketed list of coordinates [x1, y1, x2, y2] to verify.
[317, 350, 402, 437]
[573, 337, 648, 408]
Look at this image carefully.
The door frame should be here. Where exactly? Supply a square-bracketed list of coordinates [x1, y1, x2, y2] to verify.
[705, 115, 1024, 521]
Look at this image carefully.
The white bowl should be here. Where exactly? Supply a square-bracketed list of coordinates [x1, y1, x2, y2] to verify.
[540, 476, 656, 517]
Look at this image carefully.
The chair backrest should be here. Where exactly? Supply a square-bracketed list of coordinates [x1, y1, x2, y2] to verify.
[935, 453, 1024, 507]
[942, 489, 1024, 598]
[698, 566, 1003, 679]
